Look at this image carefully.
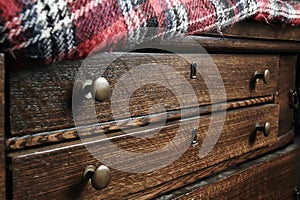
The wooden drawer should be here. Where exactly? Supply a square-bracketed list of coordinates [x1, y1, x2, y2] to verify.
[161, 139, 300, 200]
[10, 104, 280, 199]
[9, 54, 278, 136]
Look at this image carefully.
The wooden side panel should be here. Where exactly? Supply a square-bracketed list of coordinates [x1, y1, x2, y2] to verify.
[295, 55, 300, 130]
[277, 55, 297, 136]
[171, 141, 300, 200]
[9, 54, 278, 136]
[10, 105, 284, 200]
[0, 54, 6, 199]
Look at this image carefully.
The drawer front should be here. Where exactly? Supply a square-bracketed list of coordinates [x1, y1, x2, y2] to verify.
[11, 105, 280, 199]
[9, 54, 278, 136]
[171, 142, 300, 200]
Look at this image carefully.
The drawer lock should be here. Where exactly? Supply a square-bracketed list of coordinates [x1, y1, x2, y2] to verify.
[190, 62, 197, 79]
[294, 187, 300, 200]
[191, 128, 198, 147]
[289, 89, 299, 110]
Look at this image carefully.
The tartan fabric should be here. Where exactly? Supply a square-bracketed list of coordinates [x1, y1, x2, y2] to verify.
[0, 0, 300, 63]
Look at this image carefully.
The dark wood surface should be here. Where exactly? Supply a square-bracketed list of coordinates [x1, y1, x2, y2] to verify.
[4, 22, 299, 200]
[10, 105, 282, 199]
[0, 54, 5, 199]
[118, 36, 300, 54]
[277, 55, 297, 136]
[164, 137, 300, 200]
[9, 54, 278, 136]
[206, 21, 300, 41]
[129, 130, 294, 199]
[295, 55, 300, 129]
[192, 36, 300, 53]
[6, 96, 274, 150]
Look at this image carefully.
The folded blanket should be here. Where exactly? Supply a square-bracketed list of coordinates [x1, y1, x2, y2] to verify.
[0, 0, 300, 64]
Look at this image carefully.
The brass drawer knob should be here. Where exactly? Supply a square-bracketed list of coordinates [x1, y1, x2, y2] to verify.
[82, 77, 111, 101]
[83, 165, 111, 190]
[93, 77, 111, 101]
[254, 69, 270, 84]
[255, 122, 271, 137]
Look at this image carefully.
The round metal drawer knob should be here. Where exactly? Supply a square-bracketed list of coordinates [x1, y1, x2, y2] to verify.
[93, 77, 111, 101]
[254, 69, 270, 84]
[255, 122, 271, 137]
[82, 77, 111, 101]
[83, 165, 111, 190]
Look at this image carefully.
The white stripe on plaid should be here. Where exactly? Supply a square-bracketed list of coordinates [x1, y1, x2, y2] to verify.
[71, 0, 104, 20]
[269, 0, 282, 19]
[210, 0, 258, 30]
[285, 2, 297, 19]
[11, 0, 75, 59]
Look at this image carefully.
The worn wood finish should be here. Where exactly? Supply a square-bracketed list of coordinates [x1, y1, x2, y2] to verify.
[9, 53, 278, 136]
[206, 21, 300, 41]
[166, 139, 300, 200]
[0, 54, 5, 199]
[191, 36, 300, 53]
[131, 36, 300, 53]
[130, 129, 295, 200]
[116, 37, 300, 54]
[6, 95, 274, 150]
[10, 105, 281, 199]
[276, 55, 297, 136]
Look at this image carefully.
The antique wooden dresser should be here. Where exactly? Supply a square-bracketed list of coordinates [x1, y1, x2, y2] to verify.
[1, 21, 300, 199]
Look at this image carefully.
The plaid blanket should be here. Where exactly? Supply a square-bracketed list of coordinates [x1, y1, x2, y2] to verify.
[0, 0, 300, 63]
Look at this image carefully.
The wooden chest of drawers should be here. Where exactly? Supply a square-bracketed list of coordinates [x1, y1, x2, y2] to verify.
[1, 22, 300, 199]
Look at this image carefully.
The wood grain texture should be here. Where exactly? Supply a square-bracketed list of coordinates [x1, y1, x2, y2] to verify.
[6, 95, 274, 150]
[10, 105, 281, 199]
[167, 138, 300, 200]
[115, 36, 300, 54]
[276, 55, 297, 136]
[130, 36, 300, 54]
[0, 54, 5, 199]
[206, 20, 300, 41]
[130, 129, 295, 200]
[191, 36, 300, 53]
[9, 54, 278, 136]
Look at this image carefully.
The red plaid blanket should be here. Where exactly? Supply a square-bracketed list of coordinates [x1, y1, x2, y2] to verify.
[0, 0, 300, 63]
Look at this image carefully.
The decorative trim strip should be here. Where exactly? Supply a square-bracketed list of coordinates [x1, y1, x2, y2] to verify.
[6, 95, 274, 151]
